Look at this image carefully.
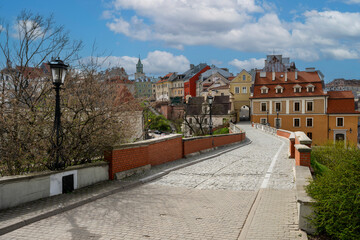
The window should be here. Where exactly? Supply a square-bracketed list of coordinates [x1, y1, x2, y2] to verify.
[242, 87, 247, 93]
[261, 86, 268, 94]
[337, 117, 344, 127]
[294, 85, 302, 93]
[275, 102, 281, 112]
[235, 87, 240, 94]
[293, 118, 300, 127]
[243, 75, 246, 81]
[307, 84, 315, 92]
[306, 101, 313, 111]
[260, 118, 267, 124]
[275, 85, 283, 94]
[294, 101, 300, 112]
[306, 118, 313, 127]
[307, 132, 312, 139]
[261, 102, 267, 112]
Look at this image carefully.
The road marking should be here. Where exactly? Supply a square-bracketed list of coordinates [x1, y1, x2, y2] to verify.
[260, 141, 285, 189]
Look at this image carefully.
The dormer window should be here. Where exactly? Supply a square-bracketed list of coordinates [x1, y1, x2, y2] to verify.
[293, 84, 302, 93]
[261, 86, 269, 94]
[306, 84, 315, 93]
[275, 85, 283, 94]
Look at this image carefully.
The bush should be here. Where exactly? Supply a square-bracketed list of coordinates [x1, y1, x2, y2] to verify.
[306, 143, 360, 239]
[149, 115, 171, 132]
[213, 127, 229, 135]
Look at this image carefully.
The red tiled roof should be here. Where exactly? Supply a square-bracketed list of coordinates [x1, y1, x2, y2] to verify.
[327, 91, 359, 114]
[251, 71, 326, 99]
[327, 91, 354, 99]
[228, 76, 235, 81]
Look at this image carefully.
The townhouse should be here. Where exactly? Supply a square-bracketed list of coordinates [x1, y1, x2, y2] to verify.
[229, 69, 254, 121]
[250, 68, 359, 145]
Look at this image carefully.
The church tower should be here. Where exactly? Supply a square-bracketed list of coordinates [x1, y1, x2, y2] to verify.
[135, 56, 145, 79]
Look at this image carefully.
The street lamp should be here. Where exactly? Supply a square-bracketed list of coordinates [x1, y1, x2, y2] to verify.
[276, 110, 279, 129]
[48, 58, 68, 170]
[207, 95, 214, 135]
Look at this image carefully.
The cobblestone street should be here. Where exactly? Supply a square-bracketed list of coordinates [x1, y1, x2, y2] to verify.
[1, 124, 304, 240]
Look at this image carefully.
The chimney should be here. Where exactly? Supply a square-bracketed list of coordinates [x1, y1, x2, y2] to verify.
[285, 71, 288, 82]
[190, 64, 195, 69]
[272, 71, 275, 81]
[295, 70, 298, 80]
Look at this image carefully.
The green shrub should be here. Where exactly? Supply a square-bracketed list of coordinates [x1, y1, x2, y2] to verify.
[149, 115, 171, 132]
[306, 143, 360, 239]
[213, 127, 229, 135]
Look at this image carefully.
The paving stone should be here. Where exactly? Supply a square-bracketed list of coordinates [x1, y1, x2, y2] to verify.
[0, 123, 304, 239]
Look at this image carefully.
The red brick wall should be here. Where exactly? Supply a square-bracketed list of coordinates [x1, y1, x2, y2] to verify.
[183, 137, 213, 156]
[148, 137, 183, 165]
[277, 129, 291, 138]
[106, 133, 246, 180]
[213, 134, 243, 147]
[183, 133, 245, 156]
[105, 146, 149, 180]
[295, 150, 311, 167]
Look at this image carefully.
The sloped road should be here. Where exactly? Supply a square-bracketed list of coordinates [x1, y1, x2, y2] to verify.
[1, 123, 303, 240]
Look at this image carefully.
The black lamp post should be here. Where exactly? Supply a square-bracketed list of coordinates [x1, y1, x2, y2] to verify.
[48, 58, 68, 170]
[276, 110, 279, 129]
[207, 95, 213, 135]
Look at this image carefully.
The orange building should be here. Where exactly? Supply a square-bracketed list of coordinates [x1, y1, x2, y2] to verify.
[250, 69, 360, 145]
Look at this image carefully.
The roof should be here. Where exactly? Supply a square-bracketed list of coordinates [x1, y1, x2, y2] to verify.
[186, 96, 230, 115]
[327, 91, 354, 99]
[201, 66, 232, 79]
[157, 72, 177, 83]
[252, 71, 326, 99]
[182, 63, 208, 80]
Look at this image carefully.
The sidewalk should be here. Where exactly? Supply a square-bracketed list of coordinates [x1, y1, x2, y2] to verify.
[0, 139, 251, 236]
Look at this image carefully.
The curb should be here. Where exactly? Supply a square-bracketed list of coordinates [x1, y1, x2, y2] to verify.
[0, 138, 252, 236]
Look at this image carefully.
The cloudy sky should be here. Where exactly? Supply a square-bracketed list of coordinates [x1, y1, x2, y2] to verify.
[1, 0, 360, 82]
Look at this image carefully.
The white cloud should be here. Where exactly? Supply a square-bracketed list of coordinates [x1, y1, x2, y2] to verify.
[344, 0, 360, 4]
[104, 1, 360, 61]
[0, 25, 4, 31]
[229, 58, 265, 71]
[12, 20, 44, 39]
[82, 50, 190, 76]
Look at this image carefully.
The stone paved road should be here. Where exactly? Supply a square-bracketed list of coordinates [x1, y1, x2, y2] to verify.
[0, 123, 303, 240]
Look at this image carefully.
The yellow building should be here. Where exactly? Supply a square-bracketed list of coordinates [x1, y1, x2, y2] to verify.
[229, 70, 253, 121]
[251, 70, 360, 145]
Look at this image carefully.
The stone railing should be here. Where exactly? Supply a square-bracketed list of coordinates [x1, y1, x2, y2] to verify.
[252, 122, 312, 167]
[252, 122, 277, 135]
[229, 122, 243, 133]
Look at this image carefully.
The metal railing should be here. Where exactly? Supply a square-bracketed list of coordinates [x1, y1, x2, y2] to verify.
[229, 122, 244, 133]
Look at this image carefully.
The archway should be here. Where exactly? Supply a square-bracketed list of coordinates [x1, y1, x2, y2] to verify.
[239, 105, 250, 121]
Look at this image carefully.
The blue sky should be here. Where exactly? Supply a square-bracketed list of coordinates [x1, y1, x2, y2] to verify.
[1, 0, 360, 82]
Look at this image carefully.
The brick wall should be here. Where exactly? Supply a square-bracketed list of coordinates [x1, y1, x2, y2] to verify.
[277, 129, 291, 138]
[148, 137, 183, 165]
[106, 132, 246, 180]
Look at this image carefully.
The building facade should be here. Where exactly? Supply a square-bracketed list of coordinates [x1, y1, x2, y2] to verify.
[229, 69, 254, 122]
[251, 69, 359, 145]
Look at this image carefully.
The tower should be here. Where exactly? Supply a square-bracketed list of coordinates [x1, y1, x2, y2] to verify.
[135, 56, 145, 79]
